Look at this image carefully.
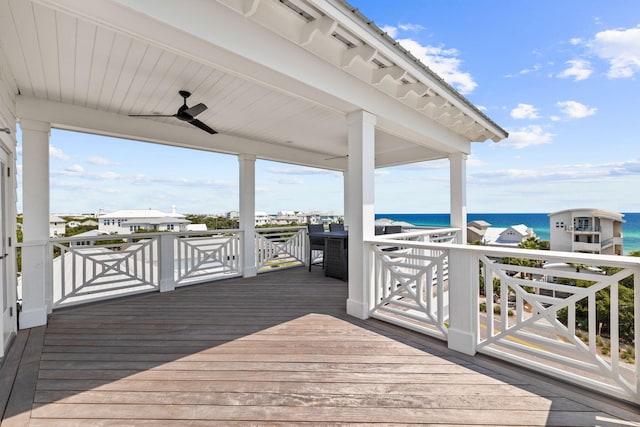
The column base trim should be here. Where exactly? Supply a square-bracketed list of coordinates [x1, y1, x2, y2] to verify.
[448, 328, 477, 356]
[346, 298, 369, 319]
[19, 307, 48, 329]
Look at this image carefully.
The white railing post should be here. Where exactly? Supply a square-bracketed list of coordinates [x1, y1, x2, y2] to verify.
[159, 233, 176, 292]
[447, 247, 478, 355]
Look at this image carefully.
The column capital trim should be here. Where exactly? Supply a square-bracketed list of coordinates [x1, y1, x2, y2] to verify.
[346, 110, 377, 127]
[238, 153, 257, 162]
[19, 119, 51, 133]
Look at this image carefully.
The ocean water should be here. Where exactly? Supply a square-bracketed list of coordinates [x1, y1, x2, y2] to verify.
[375, 212, 640, 255]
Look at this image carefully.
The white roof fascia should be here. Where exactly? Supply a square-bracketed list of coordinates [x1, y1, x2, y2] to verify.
[315, 0, 508, 142]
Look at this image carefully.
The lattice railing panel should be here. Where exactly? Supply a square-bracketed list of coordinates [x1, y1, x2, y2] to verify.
[255, 227, 306, 272]
[175, 233, 241, 285]
[370, 241, 450, 340]
[51, 237, 159, 308]
[477, 253, 638, 403]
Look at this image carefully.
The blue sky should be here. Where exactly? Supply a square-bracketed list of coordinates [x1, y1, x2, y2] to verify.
[17, 0, 640, 215]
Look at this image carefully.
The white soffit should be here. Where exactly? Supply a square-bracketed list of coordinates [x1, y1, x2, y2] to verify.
[1, 0, 507, 171]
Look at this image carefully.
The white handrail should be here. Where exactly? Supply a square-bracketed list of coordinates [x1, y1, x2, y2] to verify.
[365, 237, 639, 404]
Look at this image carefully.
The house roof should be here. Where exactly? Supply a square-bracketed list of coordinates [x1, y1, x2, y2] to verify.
[549, 208, 625, 222]
[505, 224, 532, 237]
[1, 0, 507, 172]
[99, 209, 186, 219]
[49, 215, 66, 223]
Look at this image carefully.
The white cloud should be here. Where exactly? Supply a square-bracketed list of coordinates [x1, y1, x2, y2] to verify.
[50, 146, 70, 161]
[88, 156, 114, 165]
[496, 125, 554, 149]
[398, 38, 477, 94]
[588, 25, 640, 78]
[470, 158, 640, 185]
[381, 25, 397, 38]
[277, 177, 304, 185]
[398, 23, 425, 33]
[569, 38, 582, 45]
[97, 171, 120, 180]
[375, 170, 391, 176]
[556, 100, 597, 119]
[65, 164, 84, 174]
[466, 156, 487, 167]
[510, 103, 540, 120]
[556, 59, 593, 81]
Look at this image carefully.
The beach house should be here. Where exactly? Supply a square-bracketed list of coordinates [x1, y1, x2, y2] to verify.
[0, 0, 638, 422]
[549, 208, 624, 255]
[97, 208, 191, 234]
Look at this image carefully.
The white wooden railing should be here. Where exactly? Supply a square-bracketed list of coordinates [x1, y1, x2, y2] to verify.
[255, 226, 306, 271]
[50, 234, 161, 308]
[173, 231, 242, 286]
[369, 228, 458, 340]
[48, 230, 244, 308]
[45, 228, 308, 308]
[366, 239, 639, 404]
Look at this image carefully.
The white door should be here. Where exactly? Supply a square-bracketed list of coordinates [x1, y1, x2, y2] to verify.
[0, 148, 14, 355]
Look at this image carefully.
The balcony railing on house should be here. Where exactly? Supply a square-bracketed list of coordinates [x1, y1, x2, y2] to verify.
[367, 238, 639, 404]
[42, 226, 307, 309]
[16, 226, 639, 405]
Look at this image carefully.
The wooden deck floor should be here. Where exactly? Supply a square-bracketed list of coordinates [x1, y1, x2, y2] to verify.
[1, 267, 639, 426]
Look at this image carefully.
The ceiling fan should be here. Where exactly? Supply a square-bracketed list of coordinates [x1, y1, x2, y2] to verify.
[129, 90, 217, 134]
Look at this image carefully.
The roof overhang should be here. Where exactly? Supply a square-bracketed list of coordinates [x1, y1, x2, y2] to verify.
[1, 0, 507, 171]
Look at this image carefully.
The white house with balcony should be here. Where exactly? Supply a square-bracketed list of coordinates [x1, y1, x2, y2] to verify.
[483, 224, 536, 247]
[549, 208, 624, 255]
[48, 215, 66, 237]
[98, 208, 190, 234]
[2, 0, 639, 413]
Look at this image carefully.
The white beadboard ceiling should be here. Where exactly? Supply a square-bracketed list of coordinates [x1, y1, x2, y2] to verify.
[0, 0, 506, 171]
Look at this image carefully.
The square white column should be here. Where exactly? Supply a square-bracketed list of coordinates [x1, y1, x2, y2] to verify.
[449, 152, 468, 244]
[345, 110, 376, 319]
[238, 154, 257, 277]
[20, 119, 51, 329]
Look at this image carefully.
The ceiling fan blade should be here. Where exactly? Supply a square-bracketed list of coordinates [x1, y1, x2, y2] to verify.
[128, 114, 177, 118]
[183, 103, 207, 117]
[324, 154, 348, 160]
[189, 119, 217, 134]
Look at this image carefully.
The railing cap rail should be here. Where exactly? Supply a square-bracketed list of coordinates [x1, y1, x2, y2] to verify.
[365, 238, 640, 268]
[44, 229, 243, 243]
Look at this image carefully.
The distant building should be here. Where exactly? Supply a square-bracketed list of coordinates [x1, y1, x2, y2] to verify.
[467, 220, 491, 243]
[69, 229, 104, 247]
[186, 224, 208, 232]
[483, 224, 536, 247]
[549, 208, 624, 255]
[97, 207, 190, 234]
[225, 211, 240, 220]
[305, 211, 343, 225]
[467, 220, 536, 247]
[49, 215, 66, 237]
[255, 211, 271, 226]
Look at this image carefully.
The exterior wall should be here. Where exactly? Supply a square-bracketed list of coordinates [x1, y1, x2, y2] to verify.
[551, 209, 624, 255]
[0, 44, 18, 358]
[499, 228, 525, 244]
[49, 220, 66, 237]
[99, 217, 188, 234]
[549, 211, 572, 252]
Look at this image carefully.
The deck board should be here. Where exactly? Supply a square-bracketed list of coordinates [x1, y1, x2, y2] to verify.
[2, 267, 639, 426]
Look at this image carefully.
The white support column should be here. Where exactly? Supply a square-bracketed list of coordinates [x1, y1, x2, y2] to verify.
[238, 154, 257, 277]
[345, 110, 376, 319]
[447, 247, 478, 355]
[342, 171, 349, 227]
[449, 152, 467, 244]
[19, 119, 51, 329]
[159, 233, 176, 292]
